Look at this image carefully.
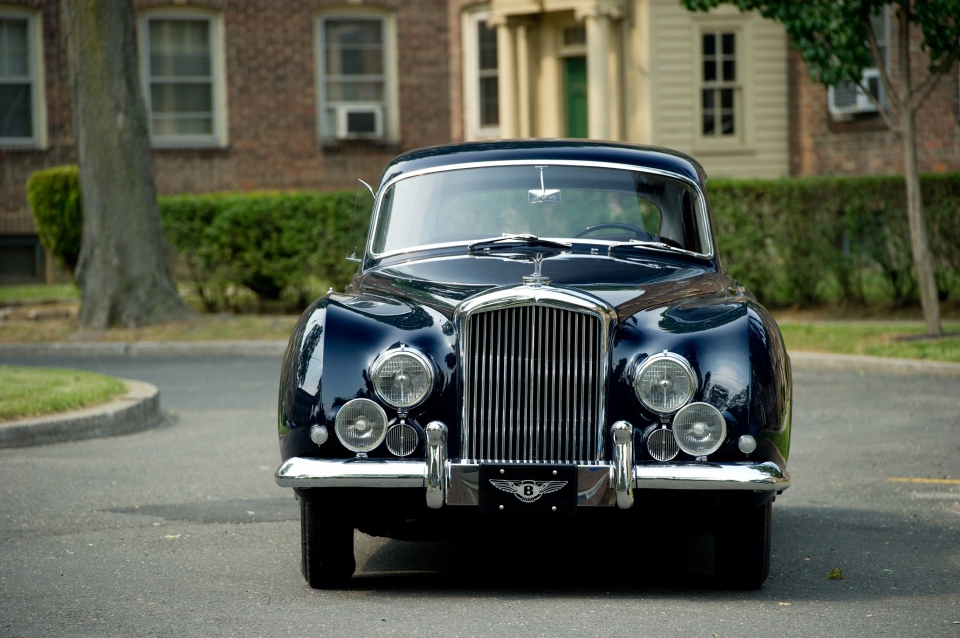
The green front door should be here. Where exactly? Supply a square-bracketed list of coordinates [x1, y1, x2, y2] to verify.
[564, 56, 588, 138]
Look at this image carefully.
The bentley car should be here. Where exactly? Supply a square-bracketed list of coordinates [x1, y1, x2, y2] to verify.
[275, 140, 791, 590]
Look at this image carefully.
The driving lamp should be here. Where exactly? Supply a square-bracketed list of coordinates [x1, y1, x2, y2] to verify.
[335, 399, 388, 452]
[672, 402, 726, 457]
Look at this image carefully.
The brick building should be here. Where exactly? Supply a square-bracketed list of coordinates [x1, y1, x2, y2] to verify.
[1, 0, 958, 282]
[0, 0, 450, 281]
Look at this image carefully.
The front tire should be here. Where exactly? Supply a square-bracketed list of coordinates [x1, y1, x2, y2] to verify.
[714, 499, 772, 590]
[300, 495, 356, 589]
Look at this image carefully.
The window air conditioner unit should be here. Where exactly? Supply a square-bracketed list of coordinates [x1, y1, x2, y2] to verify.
[335, 105, 383, 139]
[828, 68, 882, 117]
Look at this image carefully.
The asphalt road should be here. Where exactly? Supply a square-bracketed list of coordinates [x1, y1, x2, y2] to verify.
[0, 355, 958, 637]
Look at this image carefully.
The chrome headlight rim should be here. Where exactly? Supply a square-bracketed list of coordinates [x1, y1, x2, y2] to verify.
[371, 347, 435, 410]
[334, 398, 388, 453]
[672, 401, 727, 457]
[633, 351, 698, 415]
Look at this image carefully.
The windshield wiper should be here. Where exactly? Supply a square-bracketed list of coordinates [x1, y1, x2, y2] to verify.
[468, 234, 572, 253]
[608, 239, 680, 254]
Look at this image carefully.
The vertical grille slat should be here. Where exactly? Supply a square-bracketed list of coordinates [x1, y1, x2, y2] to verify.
[463, 305, 603, 463]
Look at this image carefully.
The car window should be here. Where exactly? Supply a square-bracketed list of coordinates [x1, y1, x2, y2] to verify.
[371, 164, 706, 254]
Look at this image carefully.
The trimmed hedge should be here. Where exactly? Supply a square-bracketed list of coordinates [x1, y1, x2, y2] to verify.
[160, 191, 362, 311]
[26, 165, 83, 276]
[707, 173, 960, 306]
[26, 164, 960, 311]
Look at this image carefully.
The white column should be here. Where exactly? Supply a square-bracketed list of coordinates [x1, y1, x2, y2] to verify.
[496, 22, 518, 139]
[585, 12, 610, 140]
[516, 23, 531, 138]
[537, 21, 560, 137]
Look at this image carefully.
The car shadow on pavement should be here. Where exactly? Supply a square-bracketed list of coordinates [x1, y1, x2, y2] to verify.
[349, 504, 959, 599]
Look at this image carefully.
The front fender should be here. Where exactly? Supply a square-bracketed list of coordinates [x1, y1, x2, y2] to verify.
[610, 295, 790, 466]
[278, 292, 458, 463]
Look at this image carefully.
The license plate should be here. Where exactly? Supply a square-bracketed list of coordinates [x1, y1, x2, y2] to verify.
[479, 463, 577, 516]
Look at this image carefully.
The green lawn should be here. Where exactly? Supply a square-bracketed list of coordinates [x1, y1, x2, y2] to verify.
[0, 283, 78, 302]
[0, 366, 127, 422]
[778, 321, 960, 363]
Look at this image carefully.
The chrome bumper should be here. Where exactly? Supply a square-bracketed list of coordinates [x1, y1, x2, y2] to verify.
[277, 421, 789, 508]
[275, 458, 790, 508]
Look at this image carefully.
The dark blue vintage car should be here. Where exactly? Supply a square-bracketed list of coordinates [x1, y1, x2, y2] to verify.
[275, 140, 792, 589]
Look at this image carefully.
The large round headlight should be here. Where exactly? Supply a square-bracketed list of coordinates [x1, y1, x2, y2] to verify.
[334, 398, 388, 452]
[372, 348, 434, 409]
[672, 402, 726, 457]
[634, 352, 696, 414]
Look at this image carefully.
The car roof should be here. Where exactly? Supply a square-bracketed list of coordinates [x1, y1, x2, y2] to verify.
[376, 139, 707, 191]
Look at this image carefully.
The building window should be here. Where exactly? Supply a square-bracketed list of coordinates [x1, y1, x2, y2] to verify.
[701, 31, 737, 137]
[0, 10, 44, 147]
[476, 16, 499, 130]
[318, 13, 397, 140]
[139, 12, 226, 147]
[828, 9, 888, 117]
[462, 10, 499, 139]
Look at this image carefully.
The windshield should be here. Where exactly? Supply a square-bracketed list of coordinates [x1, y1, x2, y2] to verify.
[370, 164, 709, 256]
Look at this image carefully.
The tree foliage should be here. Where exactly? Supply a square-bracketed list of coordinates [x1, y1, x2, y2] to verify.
[680, 0, 960, 91]
[681, 0, 960, 336]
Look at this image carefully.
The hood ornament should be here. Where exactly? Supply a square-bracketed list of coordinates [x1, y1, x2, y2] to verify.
[523, 252, 550, 286]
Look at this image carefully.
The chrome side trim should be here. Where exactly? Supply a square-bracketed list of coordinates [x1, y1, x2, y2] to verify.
[633, 461, 790, 491]
[366, 159, 714, 261]
[445, 462, 615, 507]
[611, 421, 634, 509]
[275, 457, 426, 488]
[425, 421, 447, 509]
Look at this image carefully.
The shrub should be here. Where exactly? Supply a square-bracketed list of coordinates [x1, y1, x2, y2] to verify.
[707, 173, 960, 307]
[158, 190, 362, 311]
[25, 163, 959, 311]
[26, 165, 83, 276]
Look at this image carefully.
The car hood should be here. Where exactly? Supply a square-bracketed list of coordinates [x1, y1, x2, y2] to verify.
[355, 253, 729, 320]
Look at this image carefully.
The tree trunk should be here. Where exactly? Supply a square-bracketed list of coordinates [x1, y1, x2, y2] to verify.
[897, 4, 941, 338]
[901, 109, 941, 337]
[62, 0, 192, 328]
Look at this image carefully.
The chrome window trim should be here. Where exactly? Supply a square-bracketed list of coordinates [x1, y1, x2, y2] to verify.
[366, 159, 714, 262]
[453, 285, 619, 463]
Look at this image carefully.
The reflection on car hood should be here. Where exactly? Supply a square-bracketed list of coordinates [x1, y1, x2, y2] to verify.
[356, 254, 728, 320]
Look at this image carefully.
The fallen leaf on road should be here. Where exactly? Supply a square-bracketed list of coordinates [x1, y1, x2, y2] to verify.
[164, 534, 181, 540]
[827, 568, 844, 580]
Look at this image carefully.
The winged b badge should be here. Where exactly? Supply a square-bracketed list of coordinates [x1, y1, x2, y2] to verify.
[489, 479, 568, 504]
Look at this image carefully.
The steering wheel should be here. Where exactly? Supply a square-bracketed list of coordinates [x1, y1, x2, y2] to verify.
[573, 222, 654, 241]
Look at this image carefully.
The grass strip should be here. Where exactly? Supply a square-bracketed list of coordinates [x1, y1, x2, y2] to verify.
[778, 321, 960, 363]
[0, 283, 78, 303]
[0, 366, 127, 422]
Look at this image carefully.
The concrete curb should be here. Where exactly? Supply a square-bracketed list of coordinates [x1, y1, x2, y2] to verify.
[0, 340, 288, 358]
[788, 351, 960, 377]
[0, 379, 162, 448]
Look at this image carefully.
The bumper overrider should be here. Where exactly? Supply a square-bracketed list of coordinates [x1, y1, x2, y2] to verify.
[275, 421, 790, 509]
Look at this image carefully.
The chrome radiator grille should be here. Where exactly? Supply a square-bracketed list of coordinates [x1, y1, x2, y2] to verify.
[462, 305, 604, 463]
